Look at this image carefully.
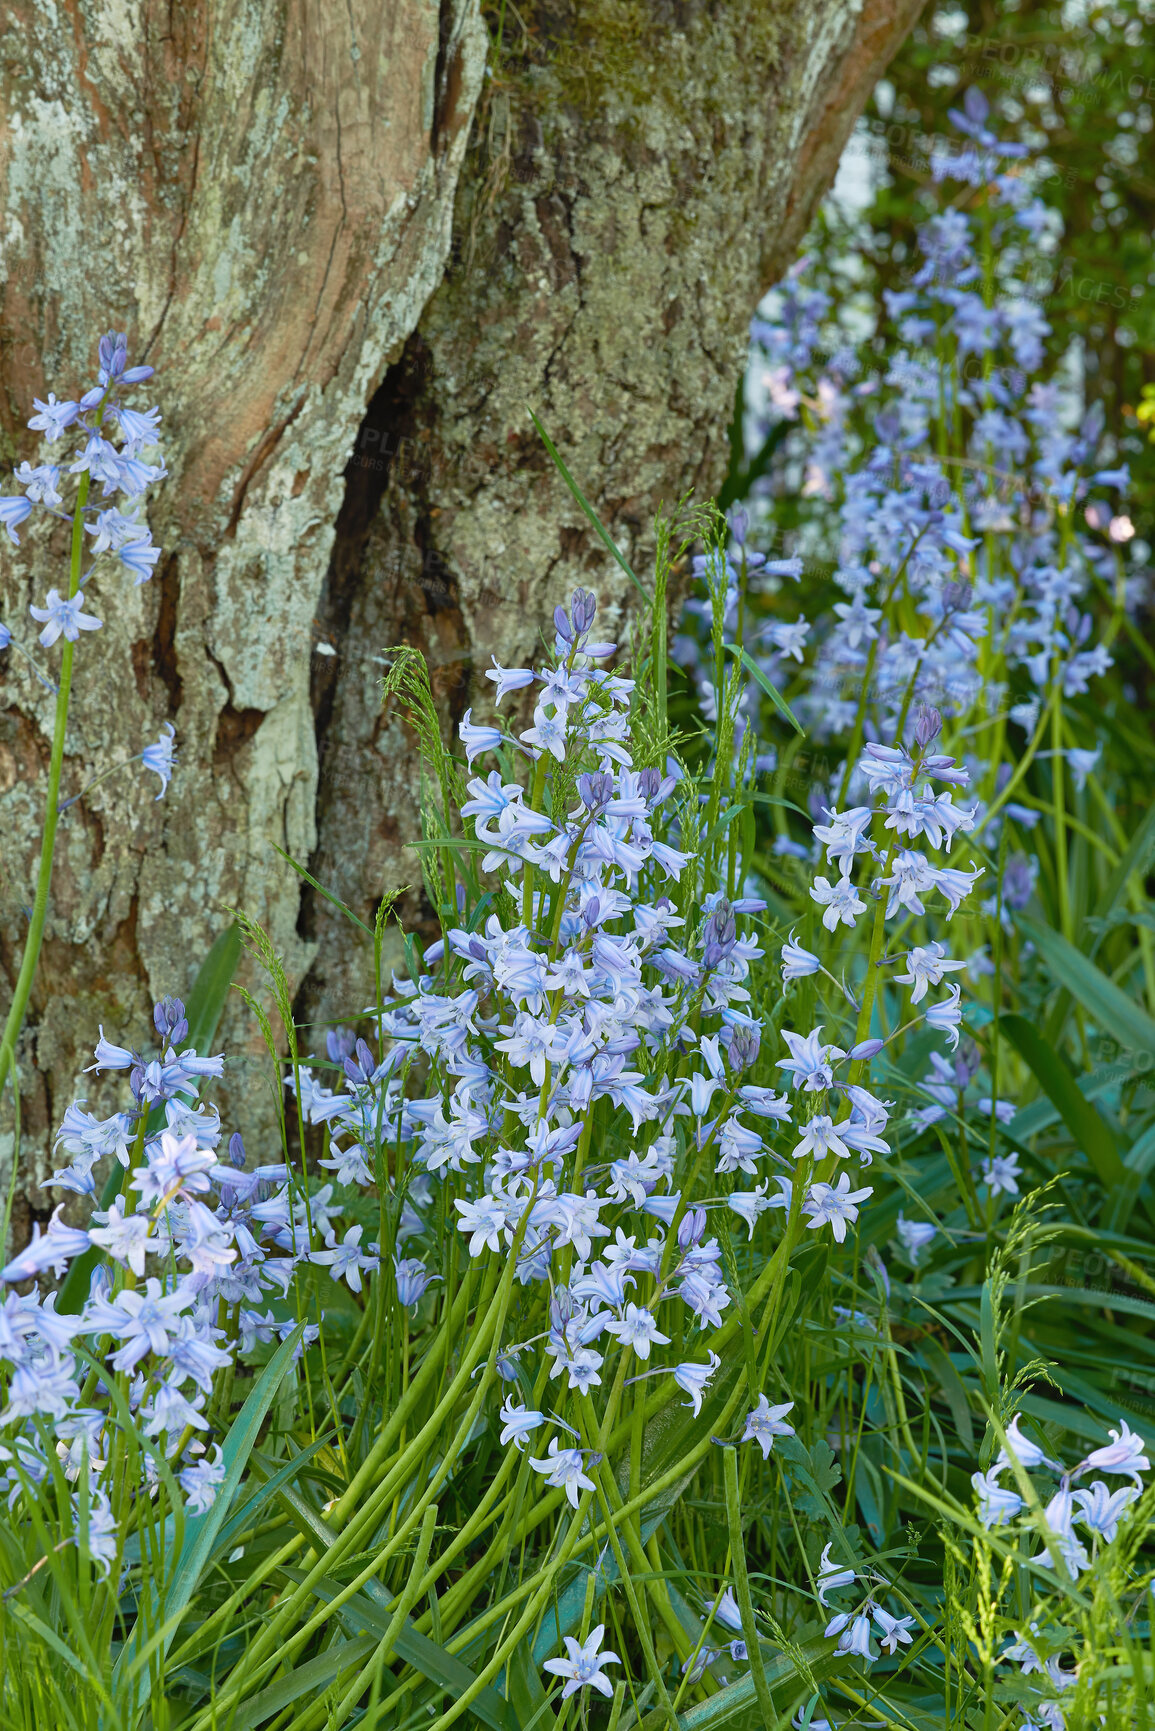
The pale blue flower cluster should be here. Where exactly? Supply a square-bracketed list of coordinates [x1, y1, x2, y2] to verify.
[0, 329, 177, 802]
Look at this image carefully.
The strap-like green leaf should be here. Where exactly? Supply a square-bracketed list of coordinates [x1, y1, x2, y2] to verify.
[1090, 798, 1155, 953]
[999, 1012, 1125, 1190]
[112, 1325, 305, 1713]
[269, 841, 374, 934]
[1018, 913, 1155, 1067]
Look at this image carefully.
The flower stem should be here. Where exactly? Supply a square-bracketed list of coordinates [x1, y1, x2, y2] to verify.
[0, 471, 92, 1106]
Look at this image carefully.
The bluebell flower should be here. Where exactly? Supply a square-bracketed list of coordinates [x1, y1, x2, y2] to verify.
[27, 393, 80, 442]
[0, 493, 34, 544]
[394, 1255, 438, 1307]
[13, 462, 63, 506]
[141, 723, 176, 798]
[29, 588, 102, 647]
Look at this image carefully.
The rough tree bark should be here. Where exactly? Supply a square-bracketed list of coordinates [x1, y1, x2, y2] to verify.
[0, 0, 919, 1238]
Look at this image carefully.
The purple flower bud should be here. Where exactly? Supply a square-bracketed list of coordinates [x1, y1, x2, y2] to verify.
[583, 897, 602, 930]
[678, 1206, 707, 1249]
[326, 1025, 357, 1063]
[913, 705, 942, 749]
[570, 587, 597, 637]
[727, 1025, 761, 1071]
[702, 901, 737, 968]
[153, 995, 188, 1048]
[953, 1038, 982, 1088]
[228, 1131, 246, 1169]
[98, 330, 128, 382]
[345, 1038, 377, 1085]
[578, 771, 614, 811]
[550, 1286, 576, 1331]
[637, 766, 661, 802]
[728, 506, 750, 546]
[553, 603, 574, 644]
[847, 1038, 885, 1061]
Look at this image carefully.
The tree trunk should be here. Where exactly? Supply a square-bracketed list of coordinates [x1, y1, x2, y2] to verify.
[0, 0, 919, 1233]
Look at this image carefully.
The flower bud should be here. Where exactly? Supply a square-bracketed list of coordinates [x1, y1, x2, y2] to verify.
[570, 587, 597, 637]
[678, 1206, 707, 1249]
[153, 994, 188, 1049]
[553, 603, 574, 644]
[227, 1131, 247, 1169]
[913, 704, 942, 749]
[702, 901, 737, 968]
[326, 1025, 357, 1063]
[727, 1025, 761, 1071]
[848, 1038, 885, 1061]
[578, 771, 613, 811]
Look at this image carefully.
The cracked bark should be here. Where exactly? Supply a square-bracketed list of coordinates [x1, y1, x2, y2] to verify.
[0, 0, 919, 1241]
[295, 0, 925, 1039]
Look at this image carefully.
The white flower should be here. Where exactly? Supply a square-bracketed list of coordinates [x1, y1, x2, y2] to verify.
[809, 874, 867, 931]
[994, 1414, 1058, 1473]
[892, 942, 966, 1004]
[527, 1439, 597, 1508]
[979, 1152, 1021, 1197]
[972, 1466, 1022, 1528]
[781, 930, 820, 981]
[603, 1302, 669, 1361]
[1080, 1420, 1150, 1487]
[741, 1393, 795, 1458]
[802, 1174, 873, 1242]
[498, 1398, 546, 1451]
[542, 1624, 620, 1698]
[309, 1223, 379, 1294]
[816, 1542, 857, 1605]
[872, 1605, 916, 1654]
[1073, 1479, 1139, 1542]
[29, 587, 102, 647]
[925, 983, 964, 1049]
[672, 1351, 721, 1416]
[896, 1212, 937, 1263]
[790, 1113, 851, 1163]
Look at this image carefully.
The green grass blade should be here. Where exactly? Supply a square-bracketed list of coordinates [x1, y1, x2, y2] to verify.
[527, 409, 650, 604]
[269, 840, 374, 935]
[724, 642, 805, 736]
[1090, 798, 1155, 952]
[225, 1635, 377, 1731]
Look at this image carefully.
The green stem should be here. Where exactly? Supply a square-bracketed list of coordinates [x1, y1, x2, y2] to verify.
[0, 470, 92, 1104]
[722, 1447, 774, 1726]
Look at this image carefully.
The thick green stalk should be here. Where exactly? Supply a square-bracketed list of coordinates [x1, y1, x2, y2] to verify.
[722, 1447, 775, 1725]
